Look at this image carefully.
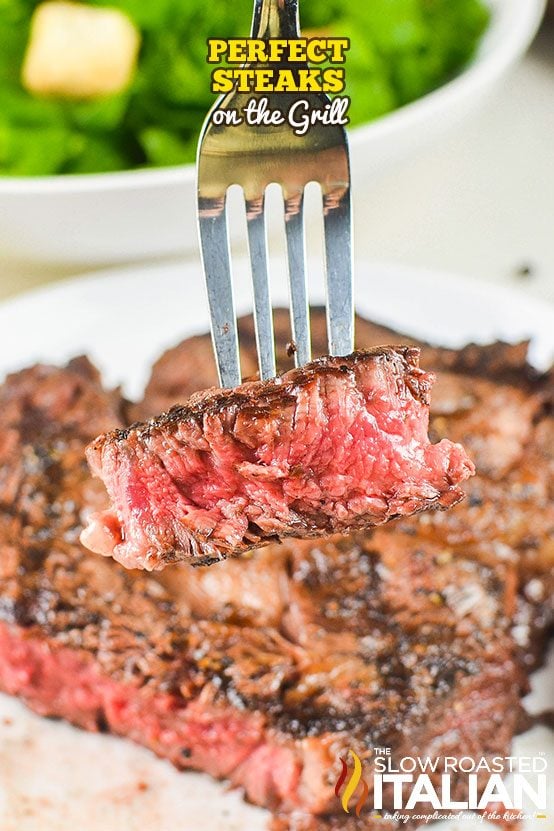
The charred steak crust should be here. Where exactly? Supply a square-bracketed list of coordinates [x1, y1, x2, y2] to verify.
[0, 359, 527, 823]
[129, 347, 433, 426]
[82, 348, 474, 571]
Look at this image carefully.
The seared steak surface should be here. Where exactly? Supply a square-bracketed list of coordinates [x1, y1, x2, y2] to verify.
[82, 349, 474, 571]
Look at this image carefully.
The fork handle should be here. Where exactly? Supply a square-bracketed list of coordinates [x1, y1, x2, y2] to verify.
[251, 0, 300, 40]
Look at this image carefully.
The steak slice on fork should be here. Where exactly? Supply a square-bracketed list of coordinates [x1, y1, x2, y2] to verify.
[82, 348, 474, 571]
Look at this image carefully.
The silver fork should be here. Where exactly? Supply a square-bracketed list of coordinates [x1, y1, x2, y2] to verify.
[197, 0, 353, 388]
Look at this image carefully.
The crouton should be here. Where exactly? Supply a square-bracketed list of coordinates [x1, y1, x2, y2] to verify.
[22, 1, 140, 99]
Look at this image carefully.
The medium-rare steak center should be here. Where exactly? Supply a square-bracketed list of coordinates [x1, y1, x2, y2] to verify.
[81, 348, 474, 571]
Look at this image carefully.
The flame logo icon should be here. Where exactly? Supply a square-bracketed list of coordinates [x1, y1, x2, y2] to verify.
[334, 750, 369, 817]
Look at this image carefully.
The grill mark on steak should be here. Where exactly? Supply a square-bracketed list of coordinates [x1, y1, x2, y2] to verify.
[82, 348, 474, 571]
[0, 357, 532, 823]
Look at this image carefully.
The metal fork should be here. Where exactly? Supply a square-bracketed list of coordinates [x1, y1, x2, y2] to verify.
[197, 0, 353, 388]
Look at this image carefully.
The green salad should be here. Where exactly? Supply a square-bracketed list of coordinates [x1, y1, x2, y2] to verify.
[0, 0, 490, 176]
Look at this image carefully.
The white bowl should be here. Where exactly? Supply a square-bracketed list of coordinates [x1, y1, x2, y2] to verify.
[0, 0, 545, 268]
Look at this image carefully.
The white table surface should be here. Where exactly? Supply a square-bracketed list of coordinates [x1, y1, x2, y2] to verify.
[1, 22, 553, 305]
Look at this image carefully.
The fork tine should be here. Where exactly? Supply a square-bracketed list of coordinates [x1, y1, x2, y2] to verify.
[198, 194, 241, 389]
[245, 193, 276, 380]
[323, 185, 354, 357]
[284, 190, 311, 367]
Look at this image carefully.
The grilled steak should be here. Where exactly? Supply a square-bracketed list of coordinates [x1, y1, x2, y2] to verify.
[82, 349, 474, 571]
[0, 360, 525, 825]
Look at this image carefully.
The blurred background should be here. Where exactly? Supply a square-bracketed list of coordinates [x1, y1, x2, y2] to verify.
[0, 0, 552, 303]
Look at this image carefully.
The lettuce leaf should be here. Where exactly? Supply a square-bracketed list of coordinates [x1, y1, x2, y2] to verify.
[0, 0, 490, 175]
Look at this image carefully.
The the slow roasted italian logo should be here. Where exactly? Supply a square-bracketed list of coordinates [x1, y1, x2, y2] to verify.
[334, 749, 548, 821]
[334, 750, 369, 817]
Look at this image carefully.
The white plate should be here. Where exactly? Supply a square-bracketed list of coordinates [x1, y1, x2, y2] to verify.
[0, 0, 545, 267]
[0, 260, 552, 831]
